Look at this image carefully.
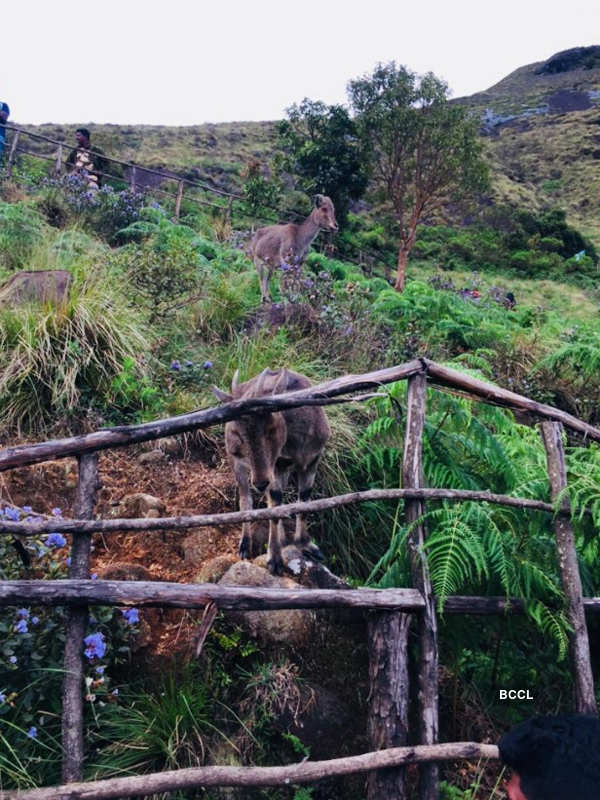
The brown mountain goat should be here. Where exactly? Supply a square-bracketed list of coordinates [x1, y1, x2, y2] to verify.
[250, 194, 338, 304]
[213, 368, 331, 575]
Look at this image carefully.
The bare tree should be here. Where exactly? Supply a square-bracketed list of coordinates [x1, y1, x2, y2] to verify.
[348, 63, 489, 292]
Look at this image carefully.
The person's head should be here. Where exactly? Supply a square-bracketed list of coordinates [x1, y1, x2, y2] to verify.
[499, 714, 600, 800]
[75, 128, 91, 147]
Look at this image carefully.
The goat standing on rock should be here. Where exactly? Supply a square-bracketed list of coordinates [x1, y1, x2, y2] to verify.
[250, 194, 338, 303]
[213, 368, 330, 575]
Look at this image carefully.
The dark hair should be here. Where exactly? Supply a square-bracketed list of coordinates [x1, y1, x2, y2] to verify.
[76, 128, 91, 140]
[498, 714, 600, 800]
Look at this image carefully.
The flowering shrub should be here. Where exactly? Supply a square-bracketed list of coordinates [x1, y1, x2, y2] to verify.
[0, 502, 140, 788]
[168, 358, 213, 390]
[38, 174, 145, 242]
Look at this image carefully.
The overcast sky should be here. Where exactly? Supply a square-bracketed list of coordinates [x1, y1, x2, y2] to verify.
[4, 0, 599, 126]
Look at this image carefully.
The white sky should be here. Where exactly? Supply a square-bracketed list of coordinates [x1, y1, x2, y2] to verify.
[4, 0, 600, 126]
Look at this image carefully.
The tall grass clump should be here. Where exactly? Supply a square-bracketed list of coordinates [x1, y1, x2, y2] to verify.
[0, 202, 47, 275]
[0, 273, 150, 435]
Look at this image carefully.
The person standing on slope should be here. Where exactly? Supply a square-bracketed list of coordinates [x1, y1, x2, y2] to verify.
[66, 128, 107, 189]
[0, 100, 10, 160]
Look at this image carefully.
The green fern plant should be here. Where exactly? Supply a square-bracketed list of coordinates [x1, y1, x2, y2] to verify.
[360, 371, 599, 655]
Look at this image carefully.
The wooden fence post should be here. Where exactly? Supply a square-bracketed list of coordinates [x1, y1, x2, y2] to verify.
[226, 194, 233, 224]
[174, 180, 184, 220]
[129, 165, 137, 193]
[403, 371, 439, 800]
[367, 612, 410, 800]
[6, 131, 19, 176]
[61, 453, 100, 783]
[540, 422, 597, 714]
[55, 144, 63, 175]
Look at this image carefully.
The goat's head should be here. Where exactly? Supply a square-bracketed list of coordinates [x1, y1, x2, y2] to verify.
[213, 369, 288, 494]
[313, 194, 338, 232]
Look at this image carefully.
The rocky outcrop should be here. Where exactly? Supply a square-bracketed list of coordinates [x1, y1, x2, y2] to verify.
[0, 270, 72, 305]
[535, 46, 600, 75]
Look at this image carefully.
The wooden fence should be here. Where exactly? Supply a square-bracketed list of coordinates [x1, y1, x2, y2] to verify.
[0, 124, 389, 276]
[0, 357, 598, 800]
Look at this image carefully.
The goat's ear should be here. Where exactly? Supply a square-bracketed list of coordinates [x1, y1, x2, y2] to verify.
[212, 385, 233, 403]
[313, 194, 323, 208]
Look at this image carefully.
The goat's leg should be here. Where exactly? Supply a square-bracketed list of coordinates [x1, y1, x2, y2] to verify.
[266, 485, 285, 576]
[255, 257, 272, 304]
[234, 462, 253, 559]
[294, 469, 324, 562]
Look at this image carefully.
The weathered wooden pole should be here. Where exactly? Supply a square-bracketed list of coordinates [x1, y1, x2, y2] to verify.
[540, 421, 597, 714]
[403, 371, 439, 800]
[61, 453, 100, 783]
[55, 144, 63, 175]
[6, 131, 19, 175]
[367, 612, 411, 799]
[129, 165, 137, 192]
[174, 180, 184, 220]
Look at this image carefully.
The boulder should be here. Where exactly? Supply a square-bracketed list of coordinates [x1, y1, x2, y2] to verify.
[118, 493, 166, 518]
[0, 270, 72, 305]
[219, 560, 315, 647]
[137, 449, 166, 465]
[194, 554, 238, 583]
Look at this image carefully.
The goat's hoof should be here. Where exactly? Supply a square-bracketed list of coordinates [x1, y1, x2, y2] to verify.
[267, 555, 284, 576]
[238, 540, 251, 560]
[303, 543, 325, 562]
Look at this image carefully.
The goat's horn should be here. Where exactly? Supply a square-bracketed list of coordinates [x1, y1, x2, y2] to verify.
[255, 368, 270, 396]
[231, 370, 240, 393]
[273, 369, 287, 395]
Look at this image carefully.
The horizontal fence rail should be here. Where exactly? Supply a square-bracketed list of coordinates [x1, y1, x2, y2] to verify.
[0, 742, 499, 800]
[0, 581, 425, 611]
[1, 359, 599, 474]
[0, 488, 570, 538]
[1, 580, 599, 615]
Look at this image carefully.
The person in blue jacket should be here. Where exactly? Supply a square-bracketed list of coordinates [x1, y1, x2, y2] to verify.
[0, 101, 10, 159]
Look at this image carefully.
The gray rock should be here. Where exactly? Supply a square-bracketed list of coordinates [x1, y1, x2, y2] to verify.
[219, 560, 315, 647]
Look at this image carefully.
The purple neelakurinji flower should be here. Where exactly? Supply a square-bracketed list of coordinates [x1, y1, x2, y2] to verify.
[31, 617, 39, 625]
[9, 656, 17, 664]
[15, 619, 28, 634]
[84, 632, 106, 660]
[16, 609, 29, 620]
[185, 360, 193, 368]
[66, 557, 72, 566]
[22, 506, 32, 514]
[91, 573, 98, 580]
[95, 665, 105, 675]
[203, 361, 212, 370]
[170, 360, 181, 371]
[111, 689, 119, 696]
[52, 508, 62, 517]
[27, 727, 37, 739]
[4, 507, 20, 521]
[0, 692, 6, 704]
[121, 608, 139, 625]
[45, 532, 67, 548]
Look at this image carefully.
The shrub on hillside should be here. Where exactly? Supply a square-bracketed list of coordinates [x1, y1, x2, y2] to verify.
[0, 508, 140, 789]
[35, 175, 145, 242]
[115, 235, 202, 322]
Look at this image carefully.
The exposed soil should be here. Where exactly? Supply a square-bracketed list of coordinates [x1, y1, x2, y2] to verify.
[1, 443, 241, 659]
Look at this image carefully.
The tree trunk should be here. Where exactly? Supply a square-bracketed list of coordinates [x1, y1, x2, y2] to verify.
[395, 245, 410, 292]
[394, 209, 421, 293]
